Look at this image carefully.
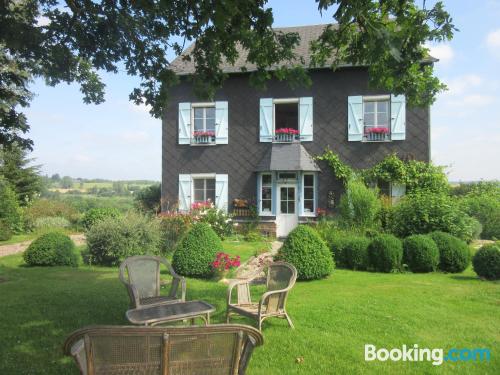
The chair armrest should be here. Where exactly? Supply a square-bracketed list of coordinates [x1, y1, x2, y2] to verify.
[128, 284, 141, 309]
[170, 274, 186, 301]
[258, 287, 292, 312]
[227, 279, 251, 306]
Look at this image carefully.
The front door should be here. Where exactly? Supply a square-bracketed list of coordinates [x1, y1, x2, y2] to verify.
[276, 184, 298, 237]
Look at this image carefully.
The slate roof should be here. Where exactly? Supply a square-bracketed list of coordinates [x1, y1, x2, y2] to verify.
[169, 23, 437, 75]
[255, 143, 321, 172]
[170, 24, 336, 75]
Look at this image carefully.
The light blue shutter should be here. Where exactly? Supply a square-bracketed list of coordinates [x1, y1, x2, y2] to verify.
[347, 96, 363, 141]
[215, 174, 229, 212]
[390, 95, 406, 140]
[299, 97, 313, 141]
[178, 174, 192, 212]
[259, 98, 273, 142]
[215, 101, 228, 144]
[178, 103, 191, 144]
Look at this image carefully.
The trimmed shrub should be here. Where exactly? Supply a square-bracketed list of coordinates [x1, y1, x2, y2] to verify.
[473, 243, 500, 280]
[86, 212, 161, 266]
[158, 213, 192, 254]
[343, 236, 371, 270]
[429, 231, 471, 273]
[318, 229, 348, 268]
[23, 232, 78, 267]
[338, 179, 381, 230]
[172, 222, 222, 278]
[194, 206, 233, 240]
[33, 216, 70, 230]
[278, 225, 334, 280]
[403, 235, 439, 273]
[81, 207, 121, 230]
[389, 192, 476, 242]
[368, 234, 403, 273]
[0, 219, 13, 241]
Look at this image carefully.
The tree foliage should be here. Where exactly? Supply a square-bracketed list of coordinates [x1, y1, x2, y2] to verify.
[1, 1, 455, 148]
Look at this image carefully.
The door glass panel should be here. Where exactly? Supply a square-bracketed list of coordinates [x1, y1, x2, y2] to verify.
[280, 187, 295, 214]
[280, 201, 287, 214]
[288, 201, 295, 214]
[287, 188, 295, 200]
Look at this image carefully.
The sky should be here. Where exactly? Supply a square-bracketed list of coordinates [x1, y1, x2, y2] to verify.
[25, 0, 500, 181]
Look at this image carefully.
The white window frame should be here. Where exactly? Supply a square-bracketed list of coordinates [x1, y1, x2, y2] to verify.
[191, 173, 216, 204]
[273, 98, 299, 139]
[191, 102, 216, 143]
[362, 95, 391, 141]
[260, 173, 273, 216]
[302, 173, 316, 217]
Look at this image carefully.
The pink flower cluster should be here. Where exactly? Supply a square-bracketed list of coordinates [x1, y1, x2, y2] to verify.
[191, 201, 213, 210]
[316, 208, 327, 217]
[212, 252, 241, 271]
[275, 128, 299, 135]
[366, 127, 389, 134]
[193, 130, 215, 137]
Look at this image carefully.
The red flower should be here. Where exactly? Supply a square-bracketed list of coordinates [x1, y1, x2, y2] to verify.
[211, 252, 241, 272]
[366, 127, 389, 134]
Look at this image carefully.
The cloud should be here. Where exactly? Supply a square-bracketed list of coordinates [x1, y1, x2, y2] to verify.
[426, 43, 454, 65]
[129, 102, 153, 114]
[446, 94, 495, 108]
[445, 74, 482, 96]
[72, 154, 93, 163]
[37, 16, 51, 26]
[486, 29, 500, 58]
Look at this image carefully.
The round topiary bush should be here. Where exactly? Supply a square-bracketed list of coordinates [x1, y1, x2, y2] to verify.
[429, 231, 471, 273]
[403, 234, 439, 273]
[343, 236, 371, 270]
[278, 225, 334, 280]
[172, 222, 222, 278]
[472, 243, 500, 280]
[23, 232, 78, 267]
[368, 234, 403, 273]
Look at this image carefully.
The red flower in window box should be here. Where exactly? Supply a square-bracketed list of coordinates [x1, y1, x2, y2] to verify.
[366, 127, 389, 134]
[193, 130, 215, 137]
[275, 128, 300, 135]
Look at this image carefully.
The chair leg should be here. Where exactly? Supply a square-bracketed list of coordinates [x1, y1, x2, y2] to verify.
[258, 318, 263, 331]
[285, 313, 294, 329]
[226, 310, 230, 323]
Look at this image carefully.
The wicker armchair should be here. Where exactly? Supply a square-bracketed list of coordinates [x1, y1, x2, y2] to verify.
[63, 324, 263, 375]
[119, 256, 186, 309]
[226, 262, 297, 331]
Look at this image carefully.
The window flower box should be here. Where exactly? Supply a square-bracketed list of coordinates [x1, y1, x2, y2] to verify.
[273, 128, 300, 142]
[192, 131, 215, 144]
[364, 127, 390, 142]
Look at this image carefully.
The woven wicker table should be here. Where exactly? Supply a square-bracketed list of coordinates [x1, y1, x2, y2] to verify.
[126, 300, 215, 326]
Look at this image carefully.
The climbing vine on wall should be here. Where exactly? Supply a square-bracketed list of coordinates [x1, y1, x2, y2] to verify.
[315, 148, 354, 185]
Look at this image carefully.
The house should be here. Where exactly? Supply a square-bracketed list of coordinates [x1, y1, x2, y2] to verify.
[161, 24, 432, 237]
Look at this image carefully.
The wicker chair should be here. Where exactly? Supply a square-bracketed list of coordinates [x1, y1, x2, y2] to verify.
[119, 256, 186, 309]
[226, 262, 297, 331]
[63, 324, 263, 375]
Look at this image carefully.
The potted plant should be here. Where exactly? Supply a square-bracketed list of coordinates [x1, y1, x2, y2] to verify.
[365, 127, 389, 141]
[212, 252, 241, 280]
[192, 130, 216, 144]
[274, 128, 300, 142]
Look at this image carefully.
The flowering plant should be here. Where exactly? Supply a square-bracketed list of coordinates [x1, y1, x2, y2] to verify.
[366, 127, 389, 134]
[316, 207, 327, 217]
[212, 252, 241, 273]
[275, 128, 300, 135]
[191, 200, 213, 210]
[193, 130, 215, 137]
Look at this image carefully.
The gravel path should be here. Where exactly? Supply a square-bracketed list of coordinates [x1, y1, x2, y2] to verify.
[0, 234, 86, 257]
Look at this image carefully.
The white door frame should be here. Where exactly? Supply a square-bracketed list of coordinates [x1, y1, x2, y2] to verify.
[276, 182, 298, 237]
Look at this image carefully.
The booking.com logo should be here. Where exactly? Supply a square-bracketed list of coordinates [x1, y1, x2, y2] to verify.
[365, 344, 491, 366]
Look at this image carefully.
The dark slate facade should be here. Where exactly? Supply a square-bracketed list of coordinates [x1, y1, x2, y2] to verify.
[161, 67, 430, 212]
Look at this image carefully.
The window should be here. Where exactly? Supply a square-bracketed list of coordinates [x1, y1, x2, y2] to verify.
[280, 186, 295, 214]
[274, 100, 299, 142]
[192, 105, 216, 144]
[261, 174, 272, 214]
[363, 98, 390, 142]
[303, 174, 315, 214]
[278, 172, 297, 181]
[193, 178, 215, 203]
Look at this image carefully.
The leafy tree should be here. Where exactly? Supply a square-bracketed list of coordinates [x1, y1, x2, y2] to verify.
[0, 176, 22, 232]
[60, 176, 73, 189]
[50, 173, 61, 182]
[1, 1, 455, 148]
[135, 184, 161, 214]
[0, 144, 41, 204]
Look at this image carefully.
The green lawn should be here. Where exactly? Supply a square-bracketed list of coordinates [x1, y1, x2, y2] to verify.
[0, 248, 498, 374]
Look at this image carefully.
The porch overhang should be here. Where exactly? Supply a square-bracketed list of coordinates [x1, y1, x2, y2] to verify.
[255, 143, 321, 172]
